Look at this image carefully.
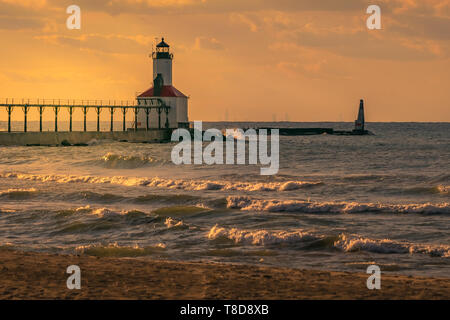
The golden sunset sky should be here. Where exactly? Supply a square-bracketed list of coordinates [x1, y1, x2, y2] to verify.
[0, 0, 449, 122]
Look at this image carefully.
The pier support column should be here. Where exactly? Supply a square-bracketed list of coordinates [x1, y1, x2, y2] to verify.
[54, 106, 60, 132]
[164, 107, 169, 129]
[39, 106, 44, 132]
[110, 107, 115, 132]
[96, 107, 101, 132]
[83, 107, 88, 132]
[7, 106, 13, 133]
[122, 107, 128, 131]
[145, 108, 150, 131]
[158, 108, 162, 129]
[69, 106, 74, 132]
[22, 105, 30, 132]
[134, 107, 138, 131]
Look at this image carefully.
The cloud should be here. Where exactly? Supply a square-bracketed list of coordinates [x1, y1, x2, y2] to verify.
[390, 14, 450, 40]
[230, 13, 260, 32]
[46, 0, 371, 15]
[194, 36, 224, 50]
[290, 28, 443, 60]
[0, 0, 54, 31]
[0, 16, 45, 30]
[276, 59, 345, 79]
[0, 0, 48, 9]
[34, 33, 154, 54]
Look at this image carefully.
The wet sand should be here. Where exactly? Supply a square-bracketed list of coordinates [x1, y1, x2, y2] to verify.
[0, 248, 449, 299]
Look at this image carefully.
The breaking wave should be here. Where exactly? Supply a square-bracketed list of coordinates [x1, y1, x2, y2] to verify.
[208, 225, 319, 246]
[74, 205, 127, 218]
[334, 234, 450, 257]
[0, 188, 38, 199]
[0, 172, 321, 192]
[164, 217, 185, 229]
[436, 185, 449, 195]
[226, 196, 450, 214]
[71, 205, 149, 219]
[100, 152, 162, 169]
[207, 225, 450, 257]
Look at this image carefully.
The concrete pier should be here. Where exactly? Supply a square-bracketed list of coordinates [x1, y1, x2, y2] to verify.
[0, 130, 171, 146]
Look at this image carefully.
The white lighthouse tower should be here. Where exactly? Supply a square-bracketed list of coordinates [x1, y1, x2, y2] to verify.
[136, 37, 189, 129]
[153, 38, 172, 86]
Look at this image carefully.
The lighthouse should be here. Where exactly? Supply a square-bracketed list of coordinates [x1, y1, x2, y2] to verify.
[136, 37, 189, 129]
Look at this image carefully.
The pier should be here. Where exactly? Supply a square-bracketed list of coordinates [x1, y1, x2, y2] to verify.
[0, 98, 173, 146]
[0, 98, 171, 133]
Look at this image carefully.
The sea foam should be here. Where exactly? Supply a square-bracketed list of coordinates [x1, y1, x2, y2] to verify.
[226, 196, 450, 214]
[0, 172, 320, 192]
[207, 224, 318, 245]
[334, 234, 450, 257]
[207, 225, 450, 257]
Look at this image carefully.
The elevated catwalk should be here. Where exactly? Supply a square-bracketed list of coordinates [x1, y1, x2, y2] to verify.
[0, 98, 172, 146]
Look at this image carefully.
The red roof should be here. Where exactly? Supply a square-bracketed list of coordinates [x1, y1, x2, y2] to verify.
[138, 85, 187, 98]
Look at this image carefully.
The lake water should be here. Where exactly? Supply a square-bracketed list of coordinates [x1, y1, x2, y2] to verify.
[0, 122, 449, 277]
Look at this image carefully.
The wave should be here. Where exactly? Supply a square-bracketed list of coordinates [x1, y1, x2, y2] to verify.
[100, 152, 162, 169]
[0, 188, 39, 200]
[0, 172, 149, 187]
[69, 206, 149, 221]
[436, 185, 449, 194]
[134, 194, 202, 204]
[334, 234, 450, 257]
[152, 205, 210, 217]
[145, 177, 321, 192]
[51, 206, 152, 234]
[75, 242, 166, 257]
[64, 191, 127, 203]
[207, 225, 319, 246]
[226, 196, 450, 214]
[207, 225, 450, 257]
[0, 172, 321, 192]
[379, 185, 450, 196]
[55, 189, 203, 205]
[74, 205, 129, 217]
[164, 217, 185, 229]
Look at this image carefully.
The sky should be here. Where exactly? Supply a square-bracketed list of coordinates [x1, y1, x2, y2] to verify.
[0, 0, 449, 122]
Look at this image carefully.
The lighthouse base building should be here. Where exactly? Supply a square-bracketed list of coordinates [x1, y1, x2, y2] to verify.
[136, 38, 189, 129]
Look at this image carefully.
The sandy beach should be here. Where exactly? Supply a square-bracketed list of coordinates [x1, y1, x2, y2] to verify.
[0, 248, 448, 300]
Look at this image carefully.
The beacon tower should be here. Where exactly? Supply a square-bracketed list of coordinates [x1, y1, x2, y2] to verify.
[354, 99, 365, 132]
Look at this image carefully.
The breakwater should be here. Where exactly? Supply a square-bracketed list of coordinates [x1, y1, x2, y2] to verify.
[0, 130, 171, 146]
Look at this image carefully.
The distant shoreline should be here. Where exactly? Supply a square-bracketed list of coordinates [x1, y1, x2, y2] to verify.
[0, 248, 449, 300]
